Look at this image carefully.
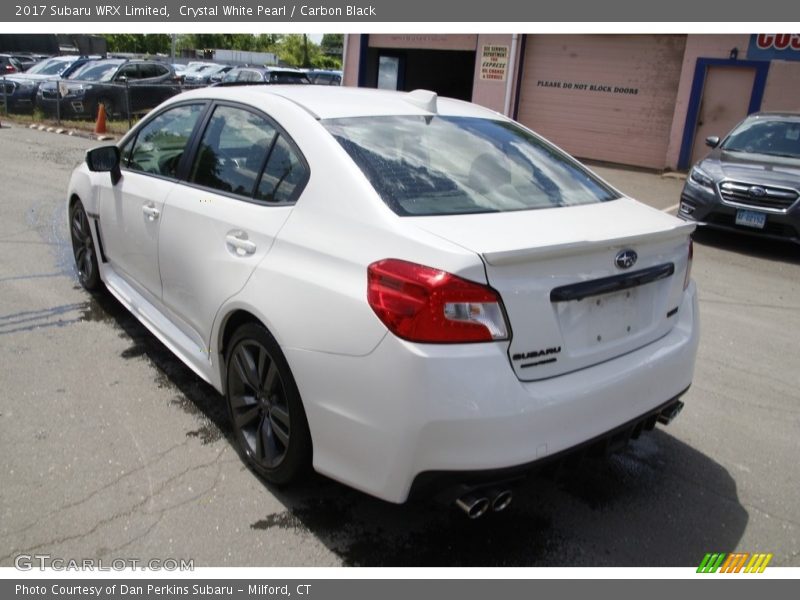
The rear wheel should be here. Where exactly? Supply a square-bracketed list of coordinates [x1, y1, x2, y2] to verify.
[69, 200, 101, 291]
[225, 323, 311, 485]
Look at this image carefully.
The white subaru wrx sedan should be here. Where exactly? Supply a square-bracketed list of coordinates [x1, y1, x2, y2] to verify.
[67, 85, 698, 515]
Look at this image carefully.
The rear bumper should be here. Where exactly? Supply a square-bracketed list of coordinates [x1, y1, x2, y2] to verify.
[408, 391, 688, 501]
[287, 282, 699, 503]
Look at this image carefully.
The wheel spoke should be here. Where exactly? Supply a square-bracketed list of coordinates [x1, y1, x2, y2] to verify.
[269, 411, 290, 447]
[255, 413, 267, 460]
[233, 345, 260, 391]
[269, 404, 290, 430]
[75, 245, 86, 267]
[257, 347, 267, 388]
[83, 246, 94, 273]
[233, 401, 260, 429]
[71, 214, 84, 241]
[263, 361, 279, 395]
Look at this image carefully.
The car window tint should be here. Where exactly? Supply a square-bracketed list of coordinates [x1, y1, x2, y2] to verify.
[126, 104, 204, 178]
[255, 135, 308, 204]
[190, 105, 278, 198]
[139, 63, 159, 78]
[118, 64, 139, 80]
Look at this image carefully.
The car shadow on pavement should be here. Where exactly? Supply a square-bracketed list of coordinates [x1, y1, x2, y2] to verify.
[83, 288, 748, 568]
[693, 228, 800, 265]
[260, 431, 748, 567]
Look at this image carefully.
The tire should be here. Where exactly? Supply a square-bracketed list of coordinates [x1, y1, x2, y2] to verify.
[225, 323, 312, 485]
[69, 200, 101, 291]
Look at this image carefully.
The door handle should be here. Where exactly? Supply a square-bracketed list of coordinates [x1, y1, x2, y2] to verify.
[225, 232, 257, 256]
[142, 204, 160, 220]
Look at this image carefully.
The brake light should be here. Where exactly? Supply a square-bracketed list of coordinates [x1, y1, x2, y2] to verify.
[367, 259, 509, 343]
[683, 238, 693, 290]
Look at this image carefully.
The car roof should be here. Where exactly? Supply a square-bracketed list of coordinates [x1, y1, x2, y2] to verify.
[749, 111, 800, 121]
[175, 85, 504, 120]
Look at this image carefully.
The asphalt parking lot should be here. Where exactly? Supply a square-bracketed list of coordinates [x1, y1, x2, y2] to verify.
[0, 122, 798, 567]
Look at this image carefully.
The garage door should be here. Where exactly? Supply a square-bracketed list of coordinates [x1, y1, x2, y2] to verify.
[516, 35, 686, 169]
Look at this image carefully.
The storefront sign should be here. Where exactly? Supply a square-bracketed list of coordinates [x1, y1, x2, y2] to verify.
[480, 45, 509, 81]
[747, 34, 800, 61]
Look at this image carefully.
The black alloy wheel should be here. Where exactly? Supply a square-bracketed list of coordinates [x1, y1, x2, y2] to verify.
[225, 323, 311, 485]
[69, 200, 101, 291]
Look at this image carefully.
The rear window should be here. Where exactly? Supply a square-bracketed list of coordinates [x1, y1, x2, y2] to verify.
[323, 116, 617, 216]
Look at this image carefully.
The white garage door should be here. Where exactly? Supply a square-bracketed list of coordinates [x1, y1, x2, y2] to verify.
[516, 35, 686, 169]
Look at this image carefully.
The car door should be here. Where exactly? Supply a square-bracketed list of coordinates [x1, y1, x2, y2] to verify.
[158, 102, 309, 348]
[97, 102, 206, 304]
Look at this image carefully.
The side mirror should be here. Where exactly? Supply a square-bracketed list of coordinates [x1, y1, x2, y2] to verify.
[705, 136, 720, 148]
[86, 145, 122, 185]
[116, 75, 128, 83]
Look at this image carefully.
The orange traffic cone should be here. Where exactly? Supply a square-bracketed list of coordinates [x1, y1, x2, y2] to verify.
[94, 103, 107, 135]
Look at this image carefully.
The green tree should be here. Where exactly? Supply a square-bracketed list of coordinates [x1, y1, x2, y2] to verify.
[320, 34, 344, 58]
[104, 34, 170, 55]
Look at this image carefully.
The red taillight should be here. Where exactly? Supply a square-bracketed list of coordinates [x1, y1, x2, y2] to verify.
[367, 259, 509, 343]
[683, 238, 693, 290]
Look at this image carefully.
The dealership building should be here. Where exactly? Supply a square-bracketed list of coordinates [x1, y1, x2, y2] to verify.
[342, 34, 800, 171]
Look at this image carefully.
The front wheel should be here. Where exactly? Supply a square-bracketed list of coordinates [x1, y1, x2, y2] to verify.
[69, 200, 101, 291]
[225, 323, 312, 485]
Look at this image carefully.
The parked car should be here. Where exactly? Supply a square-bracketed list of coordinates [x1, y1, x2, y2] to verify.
[307, 69, 342, 85]
[1, 54, 21, 74]
[183, 63, 232, 86]
[219, 66, 310, 85]
[67, 86, 698, 514]
[7, 53, 40, 71]
[1, 55, 100, 112]
[679, 112, 800, 244]
[38, 58, 179, 119]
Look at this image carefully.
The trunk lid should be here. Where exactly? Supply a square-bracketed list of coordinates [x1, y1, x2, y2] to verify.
[413, 198, 694, 380]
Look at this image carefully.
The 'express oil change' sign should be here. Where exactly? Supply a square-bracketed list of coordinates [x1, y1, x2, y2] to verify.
[748, 34, 800, 61]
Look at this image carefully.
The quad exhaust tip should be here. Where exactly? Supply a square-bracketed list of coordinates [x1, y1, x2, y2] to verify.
[490, 489, 513, 512]
[455, 489, 513, 518]
[455, 494, 490, 519]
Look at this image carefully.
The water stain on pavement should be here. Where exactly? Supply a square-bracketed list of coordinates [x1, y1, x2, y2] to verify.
[78, 290, 230, 447]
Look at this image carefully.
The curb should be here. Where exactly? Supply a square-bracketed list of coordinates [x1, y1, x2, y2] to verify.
[23, 121, 116, 141]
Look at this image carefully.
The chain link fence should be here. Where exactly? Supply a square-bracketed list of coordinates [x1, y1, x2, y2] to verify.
[1, 76, 192, 128]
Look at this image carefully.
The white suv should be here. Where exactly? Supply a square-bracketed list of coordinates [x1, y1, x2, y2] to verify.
[67, 86, 698, 515]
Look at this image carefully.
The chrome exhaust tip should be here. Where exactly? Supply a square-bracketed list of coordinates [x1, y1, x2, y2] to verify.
[490, 489, 513, 512]
[455, 494, 490, 519]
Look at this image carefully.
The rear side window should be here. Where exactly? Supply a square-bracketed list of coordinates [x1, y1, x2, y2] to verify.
[255, 135, 308, 203]
[139, 63, 167, 79]
[189, 104, 309, 204]
[123, 104, 205, 178]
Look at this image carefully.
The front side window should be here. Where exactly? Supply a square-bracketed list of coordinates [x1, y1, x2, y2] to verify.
[123, 104, 205, 177]
[323, 116, 618, 216]
[187, 105, 309, 203]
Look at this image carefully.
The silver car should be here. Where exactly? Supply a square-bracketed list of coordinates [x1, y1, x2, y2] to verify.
[679, 112, 800, 244]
